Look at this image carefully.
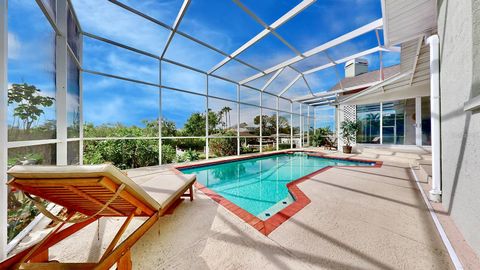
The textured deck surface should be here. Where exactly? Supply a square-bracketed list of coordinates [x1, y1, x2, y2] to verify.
[17, 147, 455, 269]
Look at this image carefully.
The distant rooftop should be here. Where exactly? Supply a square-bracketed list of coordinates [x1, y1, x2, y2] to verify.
[328, 65, 400, 92]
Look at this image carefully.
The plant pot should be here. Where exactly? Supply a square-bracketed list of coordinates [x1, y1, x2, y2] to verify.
[342, 146, 352, 154]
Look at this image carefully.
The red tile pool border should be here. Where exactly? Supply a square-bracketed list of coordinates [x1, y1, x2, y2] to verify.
[174, 151, 383, 236]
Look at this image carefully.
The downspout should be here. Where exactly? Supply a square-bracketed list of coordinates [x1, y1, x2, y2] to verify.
[0, 0, 7, 260]
[427, 34, 442, 202]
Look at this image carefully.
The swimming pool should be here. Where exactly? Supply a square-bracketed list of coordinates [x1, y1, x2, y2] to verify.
[179, 152, 375, 221]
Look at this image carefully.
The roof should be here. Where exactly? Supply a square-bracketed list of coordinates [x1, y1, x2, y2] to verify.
[328, 65, 400, 92]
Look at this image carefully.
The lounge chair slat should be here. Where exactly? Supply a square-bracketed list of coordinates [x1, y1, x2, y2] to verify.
[11, 183, 135, 216]
[99, 177, 155, 216]
[12, 178, 102, 186]
[64, 186, 125, 216]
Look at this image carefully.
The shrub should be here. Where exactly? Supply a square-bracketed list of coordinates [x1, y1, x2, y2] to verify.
[240, 146, 253, 154]
[183, 149, 200, 161]
[311, 127, 332, 147]
[7, 197, 40, 242]
[161, 144, 176, 164]
[209, 130, 237, 157]
[83, 139, 158, 169]
[209, 137, 237, 157]
[263, 145, 275, 152]
[278, 143, 290, 150]
[175, 138, 205, 152]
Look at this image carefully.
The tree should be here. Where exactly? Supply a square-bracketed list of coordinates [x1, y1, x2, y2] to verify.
[221, 106, 232, 128]
[254, 114, 268, 128]
[160, 119, 177, 137]
[278, 115, 290, 134]
[254, 114, 277, 136]
[8, 83, 55, 131]
[183, 112, 206, 136]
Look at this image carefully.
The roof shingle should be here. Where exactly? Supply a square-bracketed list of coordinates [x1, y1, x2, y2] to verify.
[328, 65, 400, 92]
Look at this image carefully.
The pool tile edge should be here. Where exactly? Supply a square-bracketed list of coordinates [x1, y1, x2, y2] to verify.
[175, 152, 383, 236]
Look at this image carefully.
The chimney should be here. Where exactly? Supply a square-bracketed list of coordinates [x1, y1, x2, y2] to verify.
[345, 58, 368, 78]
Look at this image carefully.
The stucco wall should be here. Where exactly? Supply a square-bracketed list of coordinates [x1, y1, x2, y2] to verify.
[438, 0, 480, 256]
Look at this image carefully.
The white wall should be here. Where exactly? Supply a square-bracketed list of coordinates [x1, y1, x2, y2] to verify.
[438, 0, 480, 256]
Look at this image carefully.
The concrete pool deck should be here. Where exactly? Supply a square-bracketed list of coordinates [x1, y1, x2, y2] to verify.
[12, 148, 456, 269]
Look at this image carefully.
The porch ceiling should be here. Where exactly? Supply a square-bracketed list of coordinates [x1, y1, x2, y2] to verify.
[381, 0, 437, 46]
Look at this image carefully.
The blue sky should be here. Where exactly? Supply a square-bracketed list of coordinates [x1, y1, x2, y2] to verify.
[8, 0, 400, 130]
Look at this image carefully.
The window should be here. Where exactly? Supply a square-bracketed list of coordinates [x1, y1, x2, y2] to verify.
[67, 54, 80, 138]
[356, 103, 381, 144]
[421, 97, 432, 145]
[8, 0, 56, 141]
[67, 6, 81, 59]
[382, 99, 416, 145]
[357, 99, 419, 145]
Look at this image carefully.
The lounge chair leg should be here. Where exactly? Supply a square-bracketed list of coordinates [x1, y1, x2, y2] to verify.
[117, 250, 132, 270]
[189, 185, 194, 201]
[30, 249, 48, 263]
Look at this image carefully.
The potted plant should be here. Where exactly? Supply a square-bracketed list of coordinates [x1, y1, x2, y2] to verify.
[340, 119, 360, 154]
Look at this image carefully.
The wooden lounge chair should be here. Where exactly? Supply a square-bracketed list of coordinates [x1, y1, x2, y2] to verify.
[0, 164, 196, 270]
[325, 135, 338, 151]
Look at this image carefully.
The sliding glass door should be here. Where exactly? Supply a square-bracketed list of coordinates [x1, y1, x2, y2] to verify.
[382, 101, 405, 144]
[357, 98, 417, 145]
[356, 104, 381, 144]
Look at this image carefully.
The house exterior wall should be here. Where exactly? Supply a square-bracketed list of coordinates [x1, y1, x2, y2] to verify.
[438, 0, 480, 256]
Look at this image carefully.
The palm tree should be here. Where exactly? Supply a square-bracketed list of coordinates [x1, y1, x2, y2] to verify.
[217, 108, 225, 129]
[220, 106, 232, 129]
[224, 106, 232, 128]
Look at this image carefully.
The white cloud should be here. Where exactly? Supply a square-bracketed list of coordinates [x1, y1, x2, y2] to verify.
[71, 0, 170, 54]
[8, 32, 21, 59]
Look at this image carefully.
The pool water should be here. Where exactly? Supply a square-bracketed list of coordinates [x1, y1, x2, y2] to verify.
[180, 152, 373, 220]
